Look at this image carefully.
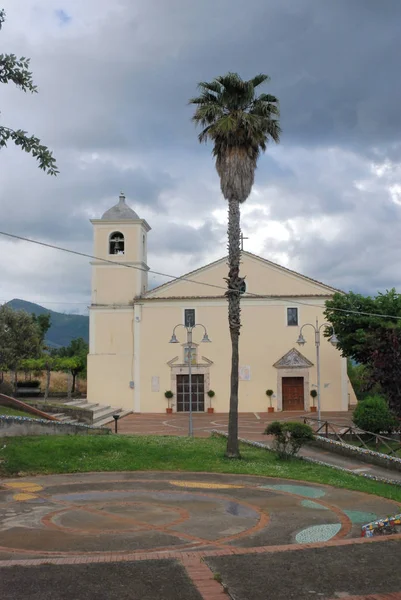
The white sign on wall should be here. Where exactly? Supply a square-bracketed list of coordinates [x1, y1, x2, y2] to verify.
[239, 366, 251, 381]
[151, 376, 160, 392]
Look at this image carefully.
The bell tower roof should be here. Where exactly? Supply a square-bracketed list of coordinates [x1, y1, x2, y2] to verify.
[101, 192, 140, 221]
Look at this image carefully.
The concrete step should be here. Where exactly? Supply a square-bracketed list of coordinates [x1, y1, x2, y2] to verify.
[63, 400, 90, 408]
[91, 405, 111, 415]
[91, 407, 123, 425]
[95, 410, 132, 428]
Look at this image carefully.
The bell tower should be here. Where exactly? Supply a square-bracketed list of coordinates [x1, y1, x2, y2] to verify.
[90, 192, 151, 305]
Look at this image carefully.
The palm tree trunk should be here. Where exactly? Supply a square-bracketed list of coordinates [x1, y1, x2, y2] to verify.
[225, 197, 241, 458]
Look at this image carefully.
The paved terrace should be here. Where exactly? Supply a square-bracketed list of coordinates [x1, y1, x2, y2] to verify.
[112, 410, 355, 438]
[1, 472, 401, 599]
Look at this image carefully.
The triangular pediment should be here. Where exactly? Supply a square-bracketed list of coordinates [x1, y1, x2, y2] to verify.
[273, 348, 314, 369]
[144, 251, 341, 299]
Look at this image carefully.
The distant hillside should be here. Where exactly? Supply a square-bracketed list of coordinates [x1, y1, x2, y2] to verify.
[6, 299, 89, 348]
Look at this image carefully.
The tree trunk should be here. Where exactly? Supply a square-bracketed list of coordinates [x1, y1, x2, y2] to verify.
[14, 370, 18, 395]
[225, 198, 243, 459]
[67, 372, 72, 399]
[72, 373, 76, 394]
[44, 366, 51, 401]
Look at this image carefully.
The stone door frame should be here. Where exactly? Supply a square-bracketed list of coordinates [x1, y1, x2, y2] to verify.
[276, 367, 310, 411]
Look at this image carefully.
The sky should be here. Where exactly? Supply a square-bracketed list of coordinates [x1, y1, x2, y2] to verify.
[1, 0, 401, 315]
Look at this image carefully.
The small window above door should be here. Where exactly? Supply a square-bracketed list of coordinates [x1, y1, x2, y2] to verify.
[287, 307, 298, 326]
[184, 308, 195, 328]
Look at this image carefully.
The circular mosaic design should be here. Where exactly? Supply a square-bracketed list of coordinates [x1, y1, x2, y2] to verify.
[1, 473, 398, 558]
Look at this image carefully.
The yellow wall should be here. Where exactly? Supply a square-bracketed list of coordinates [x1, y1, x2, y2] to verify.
[88, 297, 350, 414]
[146, 252, 338, 299]
[90, 220, 149, 303]
[87, 224, 352, 413]
[135, 298, 346, 413]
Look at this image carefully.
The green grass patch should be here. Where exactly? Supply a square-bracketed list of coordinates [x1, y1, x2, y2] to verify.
[1, 434, 401, 503]
[0, 407, 41, 419]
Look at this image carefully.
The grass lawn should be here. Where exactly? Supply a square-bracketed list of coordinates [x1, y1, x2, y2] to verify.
[1, 434, 401, 504]
[0, 406, 41, 419]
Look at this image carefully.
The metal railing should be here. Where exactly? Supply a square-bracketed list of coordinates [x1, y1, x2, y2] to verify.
[301, 416, 401, 456]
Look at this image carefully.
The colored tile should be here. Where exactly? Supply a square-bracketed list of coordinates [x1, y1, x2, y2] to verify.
[13, 493, 38, 501]
[344, 510, 378, 524]
[295, 523, 341, 543]
[300, 499, 329, 510]
[169, 481, 243, 489]
[260, 484, 325, 498]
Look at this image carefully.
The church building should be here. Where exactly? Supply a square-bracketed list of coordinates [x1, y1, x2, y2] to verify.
[87, 193, 356, 414]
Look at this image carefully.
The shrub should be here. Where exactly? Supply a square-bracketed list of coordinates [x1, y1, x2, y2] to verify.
[0, 381, 14, 396]
[352, 395, 398, 434]
[264, 421, 314, 459]
[164, 390, 174, 399]
[16, 380, 41, 388]
[207, 390, 215, 398]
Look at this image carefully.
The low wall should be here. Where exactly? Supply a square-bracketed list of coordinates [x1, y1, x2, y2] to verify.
[0, 393, 56, 420]
[311, 435, 401, 473]
[0, 416, 110, 437]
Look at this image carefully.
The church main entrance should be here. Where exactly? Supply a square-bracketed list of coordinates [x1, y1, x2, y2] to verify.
[176, 375, 205, 412]
[282, 377, 304, 410]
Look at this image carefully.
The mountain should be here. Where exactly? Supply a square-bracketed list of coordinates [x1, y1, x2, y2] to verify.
[6, 299, 89, 348]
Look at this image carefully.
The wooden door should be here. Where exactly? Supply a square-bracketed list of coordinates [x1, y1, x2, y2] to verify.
[176, 375, 205, 412]
[282, 377, 304, 411]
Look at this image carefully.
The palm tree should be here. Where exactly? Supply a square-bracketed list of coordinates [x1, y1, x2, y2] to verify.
[190, 73, 281, 458]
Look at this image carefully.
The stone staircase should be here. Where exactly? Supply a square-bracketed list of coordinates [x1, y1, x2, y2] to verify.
[53, 399, 132, 427]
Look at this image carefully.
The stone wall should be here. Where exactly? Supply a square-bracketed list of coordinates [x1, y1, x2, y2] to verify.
[0, 416, 110, 437]
[311, 435, 401, 473]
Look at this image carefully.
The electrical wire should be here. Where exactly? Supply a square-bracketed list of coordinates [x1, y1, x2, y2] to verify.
[1, 229, 401, 321]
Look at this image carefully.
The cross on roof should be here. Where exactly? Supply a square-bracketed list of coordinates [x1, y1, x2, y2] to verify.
[240, 231, 249, 251]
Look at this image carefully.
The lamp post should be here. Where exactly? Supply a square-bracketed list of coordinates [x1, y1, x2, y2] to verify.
[169, 323, 211, 437]
[296, 319, 338, 425]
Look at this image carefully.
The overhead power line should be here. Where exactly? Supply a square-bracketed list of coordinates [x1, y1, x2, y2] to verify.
[1, 229, 401, 321]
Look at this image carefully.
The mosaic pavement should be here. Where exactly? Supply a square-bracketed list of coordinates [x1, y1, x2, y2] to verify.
[0, 472, 400, 560]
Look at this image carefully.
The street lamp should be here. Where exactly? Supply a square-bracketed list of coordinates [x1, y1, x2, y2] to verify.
[296, 319, 338, 425]
[169, 323, 211, 437]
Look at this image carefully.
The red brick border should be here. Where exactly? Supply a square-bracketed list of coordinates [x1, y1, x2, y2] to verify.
[182, 557, 226, 599]
[1, 531, 401, 568]
[328, 594, 401, 599]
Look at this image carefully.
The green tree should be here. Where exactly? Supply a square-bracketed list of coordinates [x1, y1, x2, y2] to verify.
[0, 305, 41, 390]
[325, 289, 401, 415]
[190, 73, 281, 457]
[53, 337, 88, 393]
[0, 9, 58, 174]
[22, 356, 79, 400]
[32, 313, 51, 346]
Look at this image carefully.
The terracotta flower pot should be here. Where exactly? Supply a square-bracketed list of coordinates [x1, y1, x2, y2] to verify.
[207, 407, 214, 414]
[166, 407, 173, 414]
[310, 406, 317, 412]
[268, 407, 274, 413]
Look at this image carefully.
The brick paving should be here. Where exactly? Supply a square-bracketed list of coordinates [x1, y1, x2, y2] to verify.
[111, 410, 355, 439]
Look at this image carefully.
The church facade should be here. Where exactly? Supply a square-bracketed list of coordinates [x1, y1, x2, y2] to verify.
[87, 193, 356, 414]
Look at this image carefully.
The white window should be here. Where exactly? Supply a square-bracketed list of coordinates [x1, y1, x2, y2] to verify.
[287, 307, 298, 326]
[109, 231, 125, 255]
[184, 308, 195, 328]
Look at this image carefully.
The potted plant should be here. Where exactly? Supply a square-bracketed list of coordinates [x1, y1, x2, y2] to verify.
[165, 390, 174, 413]
[207, 389, 215, 413]
[310, 389, 318, 412]
[266, 389, 274, 413]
